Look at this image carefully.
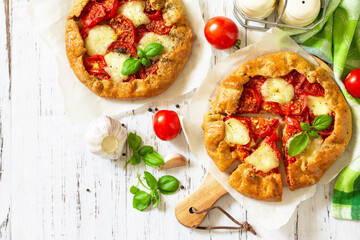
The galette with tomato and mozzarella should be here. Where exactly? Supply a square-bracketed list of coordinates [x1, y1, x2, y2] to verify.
[66, 0, 193, 99]
[202, 52, 352, 202]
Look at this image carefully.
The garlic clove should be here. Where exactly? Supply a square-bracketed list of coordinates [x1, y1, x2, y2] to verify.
[86, 116, 127, 160]
[160, 153, 187, 170]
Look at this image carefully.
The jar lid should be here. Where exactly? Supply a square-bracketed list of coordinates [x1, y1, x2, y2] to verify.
[279, 0, 321, 20]
[237, 0, 276, 19]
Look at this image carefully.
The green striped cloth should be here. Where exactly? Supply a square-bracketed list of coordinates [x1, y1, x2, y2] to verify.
[285, 0, 360, 220]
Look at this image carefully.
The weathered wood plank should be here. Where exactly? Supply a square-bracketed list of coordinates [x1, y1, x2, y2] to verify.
[0, 0, 12, 239]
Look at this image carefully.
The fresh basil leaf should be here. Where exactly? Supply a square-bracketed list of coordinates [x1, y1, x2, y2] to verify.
[150, 190, 160, 208]
[142, 151, 165, 167]
[141, 57, 151, 66]
[121, 58, 141, 75]
[133, 191, 151, 211]
[144, 171, 158, 190]
[138, 146, 153, 156]
[308, 129, 319, 139]
[300, 122, 311, 132]
[288, 132, 310, 157]
[158, 175, 179, 195]
[128, 132, 142, 151]
[130, 185, 140, 194]
[144, 43, 164, 57]
[137, 48, 145, 59]
[312, 115, 333, 131]
[130, 152, 141, 165]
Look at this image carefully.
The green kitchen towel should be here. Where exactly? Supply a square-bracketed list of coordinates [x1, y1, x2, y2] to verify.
[285, 0, 360, 220]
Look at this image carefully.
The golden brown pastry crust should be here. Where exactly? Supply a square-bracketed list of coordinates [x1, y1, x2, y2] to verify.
[227, 163, 282, 202]
[65, 0, 193, 99]
[202, 113, 235, 172]
[204, 52, 352, 200]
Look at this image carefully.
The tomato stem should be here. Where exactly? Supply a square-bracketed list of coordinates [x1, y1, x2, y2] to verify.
[233, 39, 242, 50]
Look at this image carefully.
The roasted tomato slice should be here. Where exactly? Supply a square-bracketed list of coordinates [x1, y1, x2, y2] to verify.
[145, 10, 162, 20]
[88, 68, 111, 80]
[107, 41, 137, 57]
[123, 73, 137, 82]
[283, 70, 306, 91]
[261, 101, 282, 114]
[139, 61, 158, 79]
[135, 25, 149, 43]
[301, 81, 325, 96]
[146, 17, 172, 35]
[237, 88, 262, 114]
[245, 76, 267, 92]
[282, 95, 308, 116]
[80, 1, 107, 27]
[84, 55, 110, 80]
[246, 118, 279, 139]
[99, 0, 119, 19]
[109, 15, 135, 44]
[80, 26, 93, 39]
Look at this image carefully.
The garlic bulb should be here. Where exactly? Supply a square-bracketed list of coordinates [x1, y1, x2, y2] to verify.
[86, 116, 127, 160]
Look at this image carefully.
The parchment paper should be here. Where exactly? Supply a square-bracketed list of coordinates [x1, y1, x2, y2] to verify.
[28, 0, 211, 124]
[181, 28, 354, 230]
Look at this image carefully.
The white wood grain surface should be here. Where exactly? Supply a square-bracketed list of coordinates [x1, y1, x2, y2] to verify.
[0, 0, 359, 239]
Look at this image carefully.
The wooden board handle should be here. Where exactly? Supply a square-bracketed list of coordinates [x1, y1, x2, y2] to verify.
[175, 173, 228, 228]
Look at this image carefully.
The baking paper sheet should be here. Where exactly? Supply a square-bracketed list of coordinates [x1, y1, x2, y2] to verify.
[181, 28, 354, 230]
[28, 0, 211, 124]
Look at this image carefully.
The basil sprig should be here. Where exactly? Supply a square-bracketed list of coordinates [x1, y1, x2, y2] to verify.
[124, 132, 165, 169]
[121, 43, 164, 75]
[131, 171, 180, 211]
[288, 115, 333, 157]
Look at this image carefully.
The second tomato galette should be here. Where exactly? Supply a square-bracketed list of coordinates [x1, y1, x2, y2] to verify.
[66, 0, 193, 99]
[202, 52, 352, 201]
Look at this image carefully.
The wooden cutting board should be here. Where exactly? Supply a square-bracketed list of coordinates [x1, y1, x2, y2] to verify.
[175, 56, 333, 228]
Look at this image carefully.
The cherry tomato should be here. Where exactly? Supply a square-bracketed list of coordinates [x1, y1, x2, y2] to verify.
[153, 110, 181, 141]
[204, 16, 238, 50]
[107, 41, 137, 57]
[261, 101, 282, 114]
[134, 25, 149, 43]
[83, 55, 110, 80]
[344, 69, 360, 98]
[80, 2, 106, 27]
[139, 61, 158, 79]
[99, 0, 119, 19]
[285, 95, 308, 116]
[245, 76, 267, 92]
[246, 118, 279, 139]
[123, 74, 137, 82]
[237, 88, 262, 114]
[108, 15, 135, 44]
[146, 17, 172, 35]
[80, 26, 93, 39]
[145, 10, 162, 20]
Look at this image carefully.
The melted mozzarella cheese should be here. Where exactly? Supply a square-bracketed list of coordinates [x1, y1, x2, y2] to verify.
[137, 32, 175, 60]
[307, 96, 331, 116]
[261, 78, 295, 105]
[244, 142, 279, 173]
[224, 118, 250, 146]
[117, 1, 150, 27]
[104, 52, 130, 82]
[298, 137, 323, 161]
[85, 25, 117, 56]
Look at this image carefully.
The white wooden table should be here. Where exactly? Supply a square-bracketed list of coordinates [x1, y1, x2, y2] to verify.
[0, 0, 359, 239]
